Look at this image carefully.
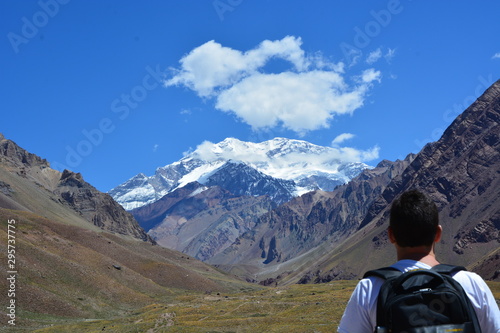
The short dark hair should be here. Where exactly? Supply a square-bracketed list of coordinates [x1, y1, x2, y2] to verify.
[390, 190, 439, 247]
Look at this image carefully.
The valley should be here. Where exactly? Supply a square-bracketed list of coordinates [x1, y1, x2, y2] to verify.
[22, 281, 500, 332]
[0, 79, 499, 330]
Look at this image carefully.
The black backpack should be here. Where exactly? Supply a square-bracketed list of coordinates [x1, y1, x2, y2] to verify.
[363, 264, 481, 333]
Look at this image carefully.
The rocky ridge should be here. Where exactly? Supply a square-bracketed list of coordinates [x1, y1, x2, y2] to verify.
[131, 181, 276, 261]
[0, 134, 151, 241]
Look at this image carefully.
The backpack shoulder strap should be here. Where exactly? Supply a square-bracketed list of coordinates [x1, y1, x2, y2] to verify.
[363, 267, 401, 280]
[364, 267, 403, 328]
[431, 264, 482, 332]
[431, 264, 466, 275]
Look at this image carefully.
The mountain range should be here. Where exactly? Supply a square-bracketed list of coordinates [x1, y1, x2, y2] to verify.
[110, 138, 372, 263]
[112, 79, 500, 285]
[109, 137, 370, 210]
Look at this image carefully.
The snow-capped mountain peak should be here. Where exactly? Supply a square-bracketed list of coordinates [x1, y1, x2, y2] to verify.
[109, 137, 372, 210]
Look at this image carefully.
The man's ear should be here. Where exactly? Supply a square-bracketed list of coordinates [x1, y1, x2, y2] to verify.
[434, 225, 443, 243]
[388, 226, 396, 244]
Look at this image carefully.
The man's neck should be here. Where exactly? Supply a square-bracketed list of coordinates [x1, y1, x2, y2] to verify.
[396, 246, 440, 267]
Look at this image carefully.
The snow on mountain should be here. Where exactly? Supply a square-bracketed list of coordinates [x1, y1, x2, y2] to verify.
[109, 137, 372, 210]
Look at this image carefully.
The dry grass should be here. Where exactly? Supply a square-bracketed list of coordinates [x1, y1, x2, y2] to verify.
[33, 281, 358, 333]
[33, 281, 500, 333]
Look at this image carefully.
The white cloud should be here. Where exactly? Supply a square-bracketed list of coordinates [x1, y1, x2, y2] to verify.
[332, 133, 355, 146]
[385, 48, 396, 63]
[492, 53, 500, 59]
[193, 140, 264, 164]
[277, 145, 379, 166]
[193, 139, 379, 170]
[165, 40, 249, 97]
[191, 140, 219, 161]
[165, 36, 380, 134]
[360, 68, 382, 83]
[251, 36, 309, 71]
[366, 48, 382, 64]
[182, 147, 194, 157]
[366, 47, 396, 65]
[329, 134, 379, 162]
[216, 71, 368, 134]
[165, 36, 307, 97]
[153, 144, 159, 152]
[336, 145, 380, 162]
[308, 51, 346, 72]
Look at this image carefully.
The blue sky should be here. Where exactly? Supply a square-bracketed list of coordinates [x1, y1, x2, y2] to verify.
[2, 1, 500, 192]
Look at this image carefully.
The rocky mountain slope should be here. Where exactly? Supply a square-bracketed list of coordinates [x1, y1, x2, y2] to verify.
[272, 79, 500, 284]
[0, 133, 150, 241]
[351, 79, 500, 276]
[209, 155, 414, 282]
[109, 137, 370, 210]
[131, 181, 276, 261]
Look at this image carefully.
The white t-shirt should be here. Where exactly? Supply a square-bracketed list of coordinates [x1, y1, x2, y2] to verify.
[338, 260, 500, 333]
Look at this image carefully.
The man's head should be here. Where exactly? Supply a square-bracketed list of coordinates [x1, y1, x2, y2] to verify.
[389, 189, 439, 247]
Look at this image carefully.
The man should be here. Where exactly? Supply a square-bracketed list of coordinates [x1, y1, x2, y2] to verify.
[338, 189, 500, 333]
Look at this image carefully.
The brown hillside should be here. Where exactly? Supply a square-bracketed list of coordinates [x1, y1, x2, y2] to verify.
[0, 208, 257, 329]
